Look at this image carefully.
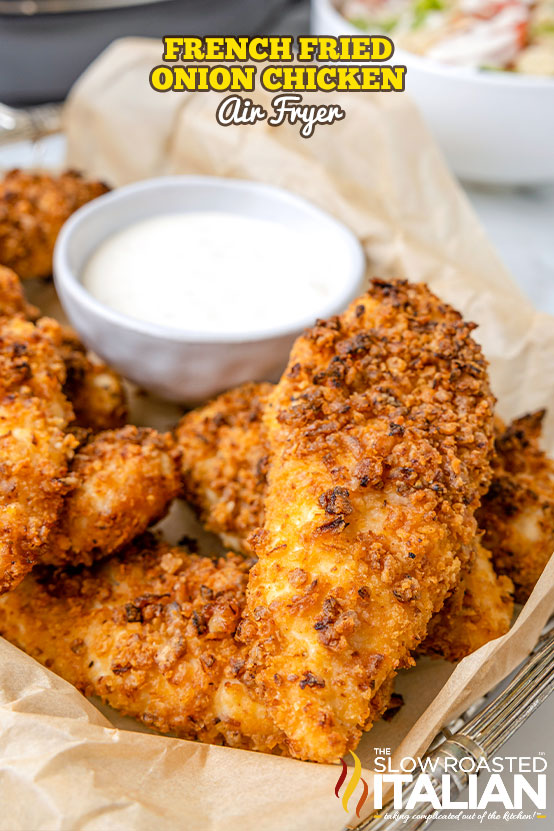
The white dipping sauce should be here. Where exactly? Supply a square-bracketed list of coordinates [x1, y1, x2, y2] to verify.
[82, 212, 340, 336]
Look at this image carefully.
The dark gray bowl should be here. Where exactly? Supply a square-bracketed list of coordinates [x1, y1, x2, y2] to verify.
[0, 0, 294, 105]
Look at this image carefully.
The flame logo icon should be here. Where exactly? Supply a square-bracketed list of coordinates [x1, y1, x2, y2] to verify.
[335, 750, 368, 817]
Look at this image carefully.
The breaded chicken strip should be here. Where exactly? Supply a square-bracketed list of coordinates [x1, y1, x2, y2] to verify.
[478, 410, 554, 603]
[422, 542, 513, 661]
[57, 326, 128, 431]
[178, 382, 513, 662]
[233, 279, 495, 763]
[0, 169, 108, 280]
[0, 534, 395, 751]
[0, 268, 127, 431]
[0, 534, 286, 752]
[178, 382, 271, 553]
[0, 265, 38, 319]
[0, 316, 77, 593]
[43, 426, 181, 568]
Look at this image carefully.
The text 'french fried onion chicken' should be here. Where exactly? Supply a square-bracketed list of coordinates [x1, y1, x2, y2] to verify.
[233, 279, 496, 763]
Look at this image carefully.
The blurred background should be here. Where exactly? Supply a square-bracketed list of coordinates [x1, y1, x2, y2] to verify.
[0, 0, 305, 106]
[0, 0, 551, 315]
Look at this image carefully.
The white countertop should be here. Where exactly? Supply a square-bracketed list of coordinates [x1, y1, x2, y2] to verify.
[465, 183, 554, 316]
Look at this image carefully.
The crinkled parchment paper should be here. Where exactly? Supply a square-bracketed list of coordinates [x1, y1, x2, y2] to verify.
[0, 37, 552, 831]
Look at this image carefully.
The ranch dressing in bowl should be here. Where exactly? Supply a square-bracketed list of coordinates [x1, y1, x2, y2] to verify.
[55, 175, 364, 401]
[82, 211, 342, 336]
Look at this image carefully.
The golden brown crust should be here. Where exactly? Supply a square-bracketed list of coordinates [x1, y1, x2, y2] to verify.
[0, 316, 77, 593]
[0, 265, 38, 319]
[477, 411, 554, 603]
[422, 542, 513, 660]
[178, 380, 514, 664]
[0, 267, 127, 431]
[177, 382, 271, 552]
[43, 426, 182, 568]
[56, 326, 128, 431]
[238, 279, 495, 762]
[0, 169, 108, 280]
[0, 534, 287, 753]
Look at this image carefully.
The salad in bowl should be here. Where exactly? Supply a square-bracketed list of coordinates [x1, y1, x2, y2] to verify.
[313, 0, 554, 183]
[341, 0, 554, 74]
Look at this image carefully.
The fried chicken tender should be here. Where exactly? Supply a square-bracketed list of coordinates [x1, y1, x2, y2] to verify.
[232, 279, 495, 763]
[0, 169, 108, 280]
[0, 316, 77, 593]
[178, 382, 514, 663]
[422, 542, 513, 661]
[0, 534, 287, 752]
[177, 382, 271, 553]
[43, 426, 181, 568]
[0, 266, 127, 431]
[0, 265, 38, 319]
[478, 410, 554, 603]
[0, 534, 395, 751]
[57, 326, 128, 431]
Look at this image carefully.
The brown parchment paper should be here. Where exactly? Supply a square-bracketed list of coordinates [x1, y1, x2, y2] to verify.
[0, 36, 552, 831]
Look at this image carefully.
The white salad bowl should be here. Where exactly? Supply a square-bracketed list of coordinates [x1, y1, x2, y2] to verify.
[312, 0, 554, 185]
[54, 175, 365, 404]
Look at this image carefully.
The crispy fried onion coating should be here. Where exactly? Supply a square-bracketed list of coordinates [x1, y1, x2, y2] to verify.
[0, 169, 108, 280]
[235, 279, 495, 762]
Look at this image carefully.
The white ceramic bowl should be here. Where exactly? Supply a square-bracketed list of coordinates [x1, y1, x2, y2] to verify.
[54, 176, 365, 404]
[312, 0, 554, 185]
